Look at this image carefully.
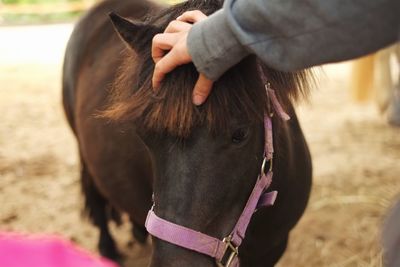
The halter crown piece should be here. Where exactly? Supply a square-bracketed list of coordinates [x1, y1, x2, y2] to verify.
[145, 81, 290, 267]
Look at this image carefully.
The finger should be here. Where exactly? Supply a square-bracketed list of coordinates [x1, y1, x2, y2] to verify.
[192, 74, 213, 105]
[152, 49, 183, 89]
[176, 10, 207, 23]
[151, 33, 179, 63]
[164, 20, 192, 33]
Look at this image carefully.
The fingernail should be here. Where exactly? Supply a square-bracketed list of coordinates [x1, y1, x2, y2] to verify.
[176, 15, 182, 20]
[152, 80, 159, 91]
[193, 95, 205, 106]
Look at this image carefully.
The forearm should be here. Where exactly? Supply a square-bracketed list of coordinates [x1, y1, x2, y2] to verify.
[188, 0, 400, 81]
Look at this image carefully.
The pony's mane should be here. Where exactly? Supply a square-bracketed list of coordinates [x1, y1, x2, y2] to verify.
[103, 0, 313, 137]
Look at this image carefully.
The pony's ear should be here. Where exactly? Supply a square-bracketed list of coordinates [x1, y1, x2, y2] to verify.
[109, 12, 158, 52]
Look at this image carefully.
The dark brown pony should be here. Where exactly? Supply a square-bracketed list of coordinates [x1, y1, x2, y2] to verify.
[62, 0, 313, 266]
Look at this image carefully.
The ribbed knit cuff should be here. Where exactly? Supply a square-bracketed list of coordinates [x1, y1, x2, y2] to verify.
[187, 9, 250, 81]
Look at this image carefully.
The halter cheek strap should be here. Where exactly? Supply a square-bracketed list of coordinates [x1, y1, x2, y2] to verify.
[145, 173, 277, 267]
[145, 88, 289, 267]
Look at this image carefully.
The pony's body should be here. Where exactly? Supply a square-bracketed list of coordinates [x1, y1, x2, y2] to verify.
[63, 0, 312, 266]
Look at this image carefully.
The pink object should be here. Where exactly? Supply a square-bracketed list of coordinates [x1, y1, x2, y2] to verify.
[0, 232, 118, 267]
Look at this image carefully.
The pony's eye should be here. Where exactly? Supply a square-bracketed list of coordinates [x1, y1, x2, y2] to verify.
[232, 128, 249, 144]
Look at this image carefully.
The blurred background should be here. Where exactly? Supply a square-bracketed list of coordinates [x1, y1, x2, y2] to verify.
[0, 0, 399, 266]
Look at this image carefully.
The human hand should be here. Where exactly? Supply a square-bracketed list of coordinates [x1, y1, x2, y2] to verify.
[152, 10, 213, 106]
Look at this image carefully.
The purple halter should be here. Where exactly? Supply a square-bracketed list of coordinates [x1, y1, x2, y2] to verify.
[145, 86, 289, 267]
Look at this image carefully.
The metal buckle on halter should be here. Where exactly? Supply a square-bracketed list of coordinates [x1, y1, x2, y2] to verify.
[261, 157, 273, 175]
[216, 235, 238, 267]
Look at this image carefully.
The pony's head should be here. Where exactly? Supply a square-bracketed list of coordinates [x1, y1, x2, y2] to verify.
[103, 0, 311, 265]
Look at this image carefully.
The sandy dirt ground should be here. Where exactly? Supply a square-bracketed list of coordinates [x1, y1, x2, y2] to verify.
[0, 24, 399, 267]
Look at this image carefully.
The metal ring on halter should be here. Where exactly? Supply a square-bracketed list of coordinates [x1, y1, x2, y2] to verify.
[261, 157, 273, 175]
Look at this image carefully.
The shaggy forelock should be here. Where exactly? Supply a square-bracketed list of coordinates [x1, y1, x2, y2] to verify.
[102, 0, 313, 137]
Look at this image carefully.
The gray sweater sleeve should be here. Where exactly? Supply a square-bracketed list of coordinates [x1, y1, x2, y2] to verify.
[187, 0, 400, 81]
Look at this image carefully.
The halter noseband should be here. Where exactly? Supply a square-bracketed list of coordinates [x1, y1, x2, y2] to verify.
[145, 84, 289, 267]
